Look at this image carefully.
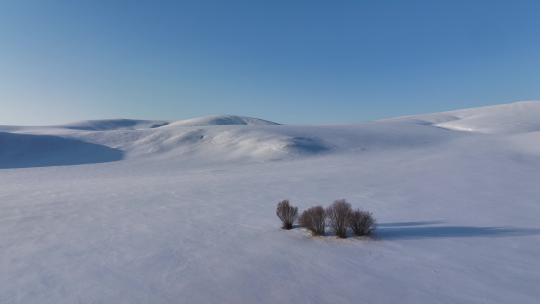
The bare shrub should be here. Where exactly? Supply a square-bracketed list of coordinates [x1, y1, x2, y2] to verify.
[326, 199, 352, 238]
[276, 200, 298, 230]
[299, 206, 326, 236]
[348, 209, 376, 236]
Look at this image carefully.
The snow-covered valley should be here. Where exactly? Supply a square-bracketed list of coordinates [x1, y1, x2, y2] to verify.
[1, 102, 540, 303]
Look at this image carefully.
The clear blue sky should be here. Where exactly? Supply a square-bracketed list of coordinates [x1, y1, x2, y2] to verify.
[1, 0, 540, 125]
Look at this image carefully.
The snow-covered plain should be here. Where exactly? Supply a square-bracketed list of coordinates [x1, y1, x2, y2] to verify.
[1, 104, 540, 303]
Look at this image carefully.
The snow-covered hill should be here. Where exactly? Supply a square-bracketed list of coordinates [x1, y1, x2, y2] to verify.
[169, 115, 279, 127]
[386, 100, 540, 134]
[61, 119, 170, 131]
[1, 104, 539, 303]
[0, 114, 463, 166]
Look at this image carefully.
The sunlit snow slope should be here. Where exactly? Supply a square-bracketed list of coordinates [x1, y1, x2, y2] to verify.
[386, 100, 540, 134]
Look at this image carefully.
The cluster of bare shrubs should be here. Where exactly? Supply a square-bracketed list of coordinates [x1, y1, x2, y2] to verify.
[276, 199, 375, 238]
[276, 200, 298, 230]
[299, 206, 326, 235]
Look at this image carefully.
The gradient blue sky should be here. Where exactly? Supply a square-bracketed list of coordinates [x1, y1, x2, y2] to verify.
[1, 0, 540, 125]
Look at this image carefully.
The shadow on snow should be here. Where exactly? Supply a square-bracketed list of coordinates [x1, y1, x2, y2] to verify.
[376, 221, 540, 240]
[0, 132, 124, 169]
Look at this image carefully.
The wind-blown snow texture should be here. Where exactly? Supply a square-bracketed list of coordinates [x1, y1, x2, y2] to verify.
[1, 103, 540, 303]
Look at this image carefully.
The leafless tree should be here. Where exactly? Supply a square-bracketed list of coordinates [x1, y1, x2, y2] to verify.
[349, 209, 375, 236]
[276, 200, 298, 230]
[299, 206, 326, 236]
[326, 199, 352, 238]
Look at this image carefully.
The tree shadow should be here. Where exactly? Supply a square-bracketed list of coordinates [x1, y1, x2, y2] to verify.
[377, 222, 540, 240]
[378, 221, 445, 227]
